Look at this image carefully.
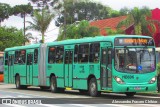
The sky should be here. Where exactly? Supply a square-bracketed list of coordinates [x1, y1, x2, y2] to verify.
[1, 0, 160, 43]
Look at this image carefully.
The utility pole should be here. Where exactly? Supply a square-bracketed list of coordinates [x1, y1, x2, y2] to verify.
[23, 12, 26, 45]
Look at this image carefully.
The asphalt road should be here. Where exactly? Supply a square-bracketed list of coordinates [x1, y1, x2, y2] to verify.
[0, 83, 160, 107]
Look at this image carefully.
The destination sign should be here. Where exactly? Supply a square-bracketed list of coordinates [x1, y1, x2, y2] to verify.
[115, 37, 154, 46]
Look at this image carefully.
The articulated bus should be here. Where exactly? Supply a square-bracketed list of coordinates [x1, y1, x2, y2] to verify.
[0, 52, 4, 82]
[4, 35, 157, 97]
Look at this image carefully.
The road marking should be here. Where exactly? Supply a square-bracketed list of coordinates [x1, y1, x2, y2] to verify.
[4, 104, 26, 107]
[70, 104, 96, 107]
[104, 104, 131, 107]
[139, 104, 160, 107]
[0, 90, 55, 98]
[38, 104, 61, 107]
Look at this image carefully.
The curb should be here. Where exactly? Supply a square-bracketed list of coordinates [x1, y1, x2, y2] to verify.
[137, 92, 160, 96]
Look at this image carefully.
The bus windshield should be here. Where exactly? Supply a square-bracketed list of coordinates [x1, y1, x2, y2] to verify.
[115, 47, 155, 73]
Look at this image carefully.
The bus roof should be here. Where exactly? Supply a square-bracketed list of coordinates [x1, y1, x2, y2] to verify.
[4, 35, 153, 51]
[47, 35, 153, 46]
[5, 43, 41, 52]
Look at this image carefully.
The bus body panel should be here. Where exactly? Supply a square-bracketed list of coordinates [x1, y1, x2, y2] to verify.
[3, 35, 157, 95]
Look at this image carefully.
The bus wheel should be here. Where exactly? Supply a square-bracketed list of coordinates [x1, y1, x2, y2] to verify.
[125, 92, 136, 97]
[50, 76, 57, 93]
[89, 78, 101, 97]
[15, 75, 21, 89]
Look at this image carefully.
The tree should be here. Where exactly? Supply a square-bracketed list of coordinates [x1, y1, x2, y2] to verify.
[106, 28, 124, 35]
[119, 7, 129, 16]
[0, 26, 25, 51]
[55, 1, 112, 26]
[57, 20, 100, 41]
[117, 7, 158, 36]
[12, 3, 33, 43]
[26, 9, 54, 43]
[0, 3, 12, 26]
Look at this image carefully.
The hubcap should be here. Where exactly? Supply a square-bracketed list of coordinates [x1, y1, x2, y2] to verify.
[91, 83, 96, 94]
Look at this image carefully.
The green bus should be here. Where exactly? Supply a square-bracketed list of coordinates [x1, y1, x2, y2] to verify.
[4, 35, 157, 97]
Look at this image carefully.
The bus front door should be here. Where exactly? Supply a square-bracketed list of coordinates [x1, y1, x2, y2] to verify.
[26, 53, 33, 85]
[8, 54, 14, 83]
[64, 50, 73, 87]
[101, 48, 112, 89]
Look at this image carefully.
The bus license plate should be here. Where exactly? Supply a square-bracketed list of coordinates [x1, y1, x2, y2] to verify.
[134, 87, 141, 90]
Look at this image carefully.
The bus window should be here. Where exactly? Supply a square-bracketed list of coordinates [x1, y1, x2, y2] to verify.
[15, 51, 20, 64]
[78, 44, 89, 63]
[56, 46, 64, 63]
[102, 49, 107, 64]
[15, 50, 26, 64]
[5, 52, 8, 65]
[48, 47, 56, 64]
[74, 45, 78, 63]
[90, 43, 100, 63]
[27, 54, 33, 65]
[34, 49, 38, 64]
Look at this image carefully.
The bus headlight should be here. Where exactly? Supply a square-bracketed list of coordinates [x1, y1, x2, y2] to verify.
[149, 76, 156, 84]
[114, 76, 125, 84]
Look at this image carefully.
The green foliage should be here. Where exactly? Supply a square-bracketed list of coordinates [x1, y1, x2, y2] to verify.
[117, 7, 159, 36]
[119, 7, 129, 16]
[12, 3, 33, 17]
[0, 26, 25, 51]
[110, 10, 120, 17]
[55, 1, 112, 26]
[0, 3, 12, 22]
[106, 28, 124, 35]
[157, 63, 160, 75]
[26, 9, 55, 43]
[57, 20, 100, 41]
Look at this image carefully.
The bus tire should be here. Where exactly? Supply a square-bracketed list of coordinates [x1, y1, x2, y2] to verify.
[50, 76, 58, 93]
[89, 78, 101, 97]
[125, 92, 136, 97]
[15, 75, 22, 89]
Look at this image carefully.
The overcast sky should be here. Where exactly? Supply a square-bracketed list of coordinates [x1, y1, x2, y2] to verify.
[1, 0, 160, 42]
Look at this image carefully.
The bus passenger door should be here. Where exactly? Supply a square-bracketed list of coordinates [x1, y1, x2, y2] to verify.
[8, 54, 14, 83]
[101, 48, 112, 89]
[26, 53, 33, 85]
[64, 50, 73, 87]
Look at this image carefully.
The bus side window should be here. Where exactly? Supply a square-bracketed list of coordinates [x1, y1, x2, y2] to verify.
[48, 47, 56, 64]
[27, 54, 33, 65]
[74, 45, 78, 63]
[56, 46, 64, 63]
[102, 49, 107, 64]
[90, 43, 100, 63]
[20, 50, 26, 64]
[78, 44, 89, 63]
[15, 50, 26, 64]
[14, 51, 20, 64]
[34, 49, 38, 64]
[5, 52, 8, 65]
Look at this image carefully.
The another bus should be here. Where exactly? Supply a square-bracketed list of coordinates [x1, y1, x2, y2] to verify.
[0, 51, 4, 82]
[4, 35, 157, 97]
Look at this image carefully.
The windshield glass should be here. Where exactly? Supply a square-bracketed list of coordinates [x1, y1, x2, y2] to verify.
[115, 47, 155, 73]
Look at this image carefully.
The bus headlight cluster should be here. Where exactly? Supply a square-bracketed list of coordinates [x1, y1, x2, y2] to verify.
[114, 76, 125, 84]
[149, 76, 156, 84]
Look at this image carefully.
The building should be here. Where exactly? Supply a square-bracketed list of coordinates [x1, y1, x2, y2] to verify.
[90, 9, 160, 47]
[90, 16, 134, 36]
[151, 8, 160, 47]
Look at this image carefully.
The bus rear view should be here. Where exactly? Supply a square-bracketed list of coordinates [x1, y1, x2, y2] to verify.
[112, 37, 157, 97]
